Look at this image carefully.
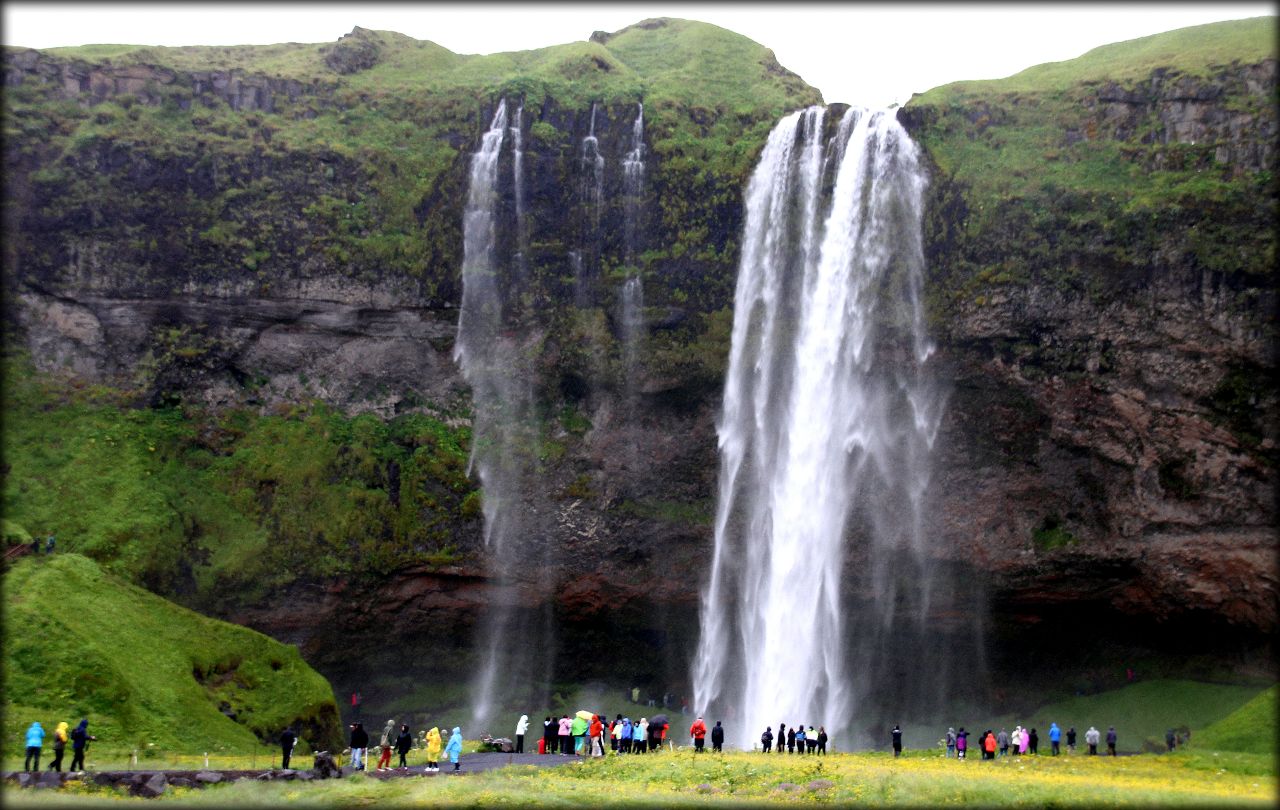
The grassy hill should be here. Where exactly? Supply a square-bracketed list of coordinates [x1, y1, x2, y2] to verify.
[1, 553, 342, 759]
[904, 16, 1276, 319]
[998, 679, 1272, 754]
[1188, 684, 1278, 755]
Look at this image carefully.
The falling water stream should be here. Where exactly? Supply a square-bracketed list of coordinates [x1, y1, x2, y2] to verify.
[692, 106, 948, 748]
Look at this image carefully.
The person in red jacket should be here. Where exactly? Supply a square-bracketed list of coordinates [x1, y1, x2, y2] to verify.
[690, 717, 708, 752]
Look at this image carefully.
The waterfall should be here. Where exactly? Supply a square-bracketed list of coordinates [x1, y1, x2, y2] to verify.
[691, 105, 952, 749]
[622, 102, 645, 262]
[511, 101, 528, 282]
[455, 98, 548, 728]
[581, 102, 606, 232]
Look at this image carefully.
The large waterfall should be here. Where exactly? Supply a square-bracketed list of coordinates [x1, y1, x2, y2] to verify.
[692, 106, 951, 748]
[455, 99, 549, 728]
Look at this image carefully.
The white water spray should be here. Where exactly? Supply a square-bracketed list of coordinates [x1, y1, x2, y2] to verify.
[692, 106, 944, 748]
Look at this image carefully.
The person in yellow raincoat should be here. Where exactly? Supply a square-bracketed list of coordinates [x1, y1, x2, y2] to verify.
[49, 722, 69, 772]
[425, 727, 443, 772]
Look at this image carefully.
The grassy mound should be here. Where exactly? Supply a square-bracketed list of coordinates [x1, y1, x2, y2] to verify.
[999, 679, 1272, 754]
[1189, 685, 1278, 755]
[1, 554, 341, 760]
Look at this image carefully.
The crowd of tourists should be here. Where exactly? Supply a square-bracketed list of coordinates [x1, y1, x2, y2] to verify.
[937, 723, 1121, 758]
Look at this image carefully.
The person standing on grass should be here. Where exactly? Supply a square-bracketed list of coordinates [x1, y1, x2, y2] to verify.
[69, 719, 95, 772]
[711, 720, 724, 753]
[806, 726, 817, 754]
[816, 726, 828, 755]
[396, 724, 412, 769]
[349, 721, 369, 771]
[1085, 726, 1100, 755]
[1049, 723, 1061, 755]
[690, 716, 707, 752]
[589, 715, 605, 757]
[425, 726, 442, 772]
[515, 714, 528, 754]
[376, 719, 394, 771]
[1165, 728, 1176, 752]
[761, 726, 773, 753]
[620, 717, 633, 753]
[891, 725, 903, 757]
[1106, 726, 1117, 756]
[997, 727, 1009, 757]
[794, 725, 806, 753]
[445, 726, 463, 772]
[956, 727, 968, 759]
[24, 721, 44, 771]
[946, 727, 956, 758]
[48, 721, 69, 772]
[1029, 727, 1039, 755]
[777, 723, 787, 754]
[984, 730, 997, 760]
[280, 725, 298, 770]
[1067, 726, 1076, 752]
[1010, 726, 1022, 756]
[633, 717, 646, 752]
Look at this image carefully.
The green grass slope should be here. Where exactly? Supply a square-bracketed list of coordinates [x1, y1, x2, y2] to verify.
[1189, 685, 1278, 755]
[2, 553, 342, 758]
[915, 16, 1276, 104]
[1003, 679, 1272, 754]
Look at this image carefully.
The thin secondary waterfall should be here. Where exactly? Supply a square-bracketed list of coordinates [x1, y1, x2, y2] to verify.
[692, 105, 946, 748]
[619, 102, 646, 412]
[581, 102, 606, 231]
[622, 102, 645, 261]
[455, 98, 547, 727]
[511, 101, 528, 282]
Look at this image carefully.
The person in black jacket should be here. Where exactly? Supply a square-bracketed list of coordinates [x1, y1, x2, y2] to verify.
[761, 726, 773, 753]
[69, 719, 96, 772]
[543, 717, 555, 754]
[280, 726, 298, 769]
[787, 725, 796, 753]
[776, 723, 786, 754]
[710, 721, 724, 752]
[395, 724, 413, 769]
[1029, 728, 1039, 755]
[891, 725, 903, 757]
[349, 722, 369, 771]
[816, 726, 828, 755]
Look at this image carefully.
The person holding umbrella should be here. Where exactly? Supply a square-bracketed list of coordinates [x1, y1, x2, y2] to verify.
[649, 714, 669, 752]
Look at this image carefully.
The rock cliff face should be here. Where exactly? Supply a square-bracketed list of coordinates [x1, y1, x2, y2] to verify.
[3, 24, 1275, 705]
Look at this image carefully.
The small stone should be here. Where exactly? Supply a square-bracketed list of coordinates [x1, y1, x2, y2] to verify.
[195, 770, 223, 784]
[133, 772, 167, 798]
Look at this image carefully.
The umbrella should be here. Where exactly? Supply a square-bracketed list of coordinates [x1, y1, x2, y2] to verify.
[575, 710, 594, 721]
[649, 714, 669, 728]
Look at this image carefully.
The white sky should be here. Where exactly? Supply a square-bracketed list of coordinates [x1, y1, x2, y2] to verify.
[3, 3, 1273, 107]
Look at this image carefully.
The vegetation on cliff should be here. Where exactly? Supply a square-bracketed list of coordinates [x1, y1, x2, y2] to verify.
[905, 17, 1276, 319]
[2, 553, 342, 755]
[1, 351, 478, 604]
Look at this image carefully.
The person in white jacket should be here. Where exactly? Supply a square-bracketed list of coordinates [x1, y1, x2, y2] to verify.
[515, 715, 529, 754]
[1010, 727, 1022, 756]
[1085, 726, 1101, 755]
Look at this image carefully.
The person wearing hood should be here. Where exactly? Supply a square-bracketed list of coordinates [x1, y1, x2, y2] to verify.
[997, 727, 1009, 757]
[956, 727, 968, 759]
[1049, 723, 1062, 756]
[376, 718, 395, 771]
[1106, 726, 1117, 756]
[619, 718, 633, 754]
[946, 727, 956, 758]
[425, 726, 443, 772]
[777, 723, 787, 754]
[570, 713, 588, 756]
[1067, 726, 1077, 753]
[794, 725, 807, 754]
[633, 717, 647, 753]
[445, 726, 464, 772]
[24, 721, 45, 771]
[1010, 726, 1022, 756]
[611, 716, 623, 752]
[542, 716, 556, 755]
[761, 726, 773, 753]
[1085, 725, 1100, 755]
[983, 730, 997, 760]
[891, 725, 902, 757]
[558, 715, 572, 755]
[690, 716, 707, 752]
[1029, 727, 1039, 755]
[69, 719, 96, 772]
[395, 724, 413, 769]
[711, 720, 725, 752]
[515, 715, 528, 754]
[280, 725, 298, 770]
[49, 721, 69, 772]
[589, 715, 605, 757]
[806, 726, 817, 754]
[816, 726, 828, 755]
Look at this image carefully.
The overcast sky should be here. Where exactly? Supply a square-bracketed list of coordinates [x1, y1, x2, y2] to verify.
[4, 3, 1273, 107]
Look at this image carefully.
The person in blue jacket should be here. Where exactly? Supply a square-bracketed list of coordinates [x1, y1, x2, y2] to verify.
[69, 719, 96, 771]
[24, 722, 45, 771]
[1048, 723, 1062, 755]
[445, 726, 463, 772]
[620, 718, 633, 753]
